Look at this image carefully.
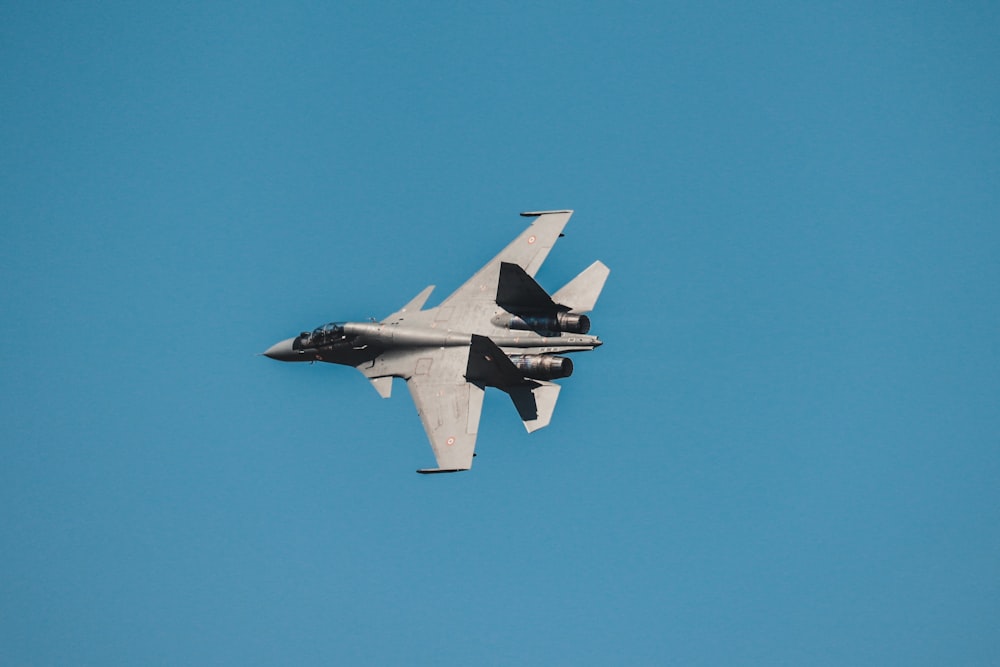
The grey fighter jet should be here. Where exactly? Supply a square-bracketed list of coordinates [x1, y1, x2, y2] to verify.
[263, 210, 609, 473]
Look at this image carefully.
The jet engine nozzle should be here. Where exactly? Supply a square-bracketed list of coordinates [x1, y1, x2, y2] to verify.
[508, 354, 574, 380]
[556, 312, 590, 334]
[493, 312, 590, 334]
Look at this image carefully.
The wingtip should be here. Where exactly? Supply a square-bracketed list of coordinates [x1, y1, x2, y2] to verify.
[520, 210, 573, 217]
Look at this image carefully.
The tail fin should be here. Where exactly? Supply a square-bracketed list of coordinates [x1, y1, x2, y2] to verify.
[552, 261, 610, 313]
[506, 381, 561, 433]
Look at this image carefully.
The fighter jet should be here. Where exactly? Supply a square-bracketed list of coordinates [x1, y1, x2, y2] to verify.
[263, 210, 609, 473]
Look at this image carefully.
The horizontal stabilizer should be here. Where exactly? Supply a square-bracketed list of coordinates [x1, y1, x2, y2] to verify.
[416, 468, 468, 474]
[552, 261, 610, 313]
[506, 380, 561, 432]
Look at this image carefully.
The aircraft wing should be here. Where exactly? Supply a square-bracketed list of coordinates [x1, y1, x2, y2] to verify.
[405, 347, 485, 473]
[434, 210, 573, 334]
[439, 210, 572, 308]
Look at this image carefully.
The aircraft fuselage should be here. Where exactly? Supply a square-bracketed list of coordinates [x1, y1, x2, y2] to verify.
[264, 320, 602, 365]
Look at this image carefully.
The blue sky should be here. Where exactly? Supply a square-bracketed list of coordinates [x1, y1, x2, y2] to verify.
[2, 2, 998, 665]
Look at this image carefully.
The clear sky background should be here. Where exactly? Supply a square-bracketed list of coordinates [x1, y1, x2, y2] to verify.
[2, 3, 998, 665]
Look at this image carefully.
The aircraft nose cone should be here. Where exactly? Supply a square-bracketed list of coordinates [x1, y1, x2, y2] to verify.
[263, 337, 298, 361]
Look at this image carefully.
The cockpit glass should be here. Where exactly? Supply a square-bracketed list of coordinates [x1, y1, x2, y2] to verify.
[317, 322, 343, 333]
[306, 322, 346, 346]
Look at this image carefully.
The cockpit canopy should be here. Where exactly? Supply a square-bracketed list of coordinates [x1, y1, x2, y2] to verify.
[295, 322, 347, 349]
[314, 322, 345, 338]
